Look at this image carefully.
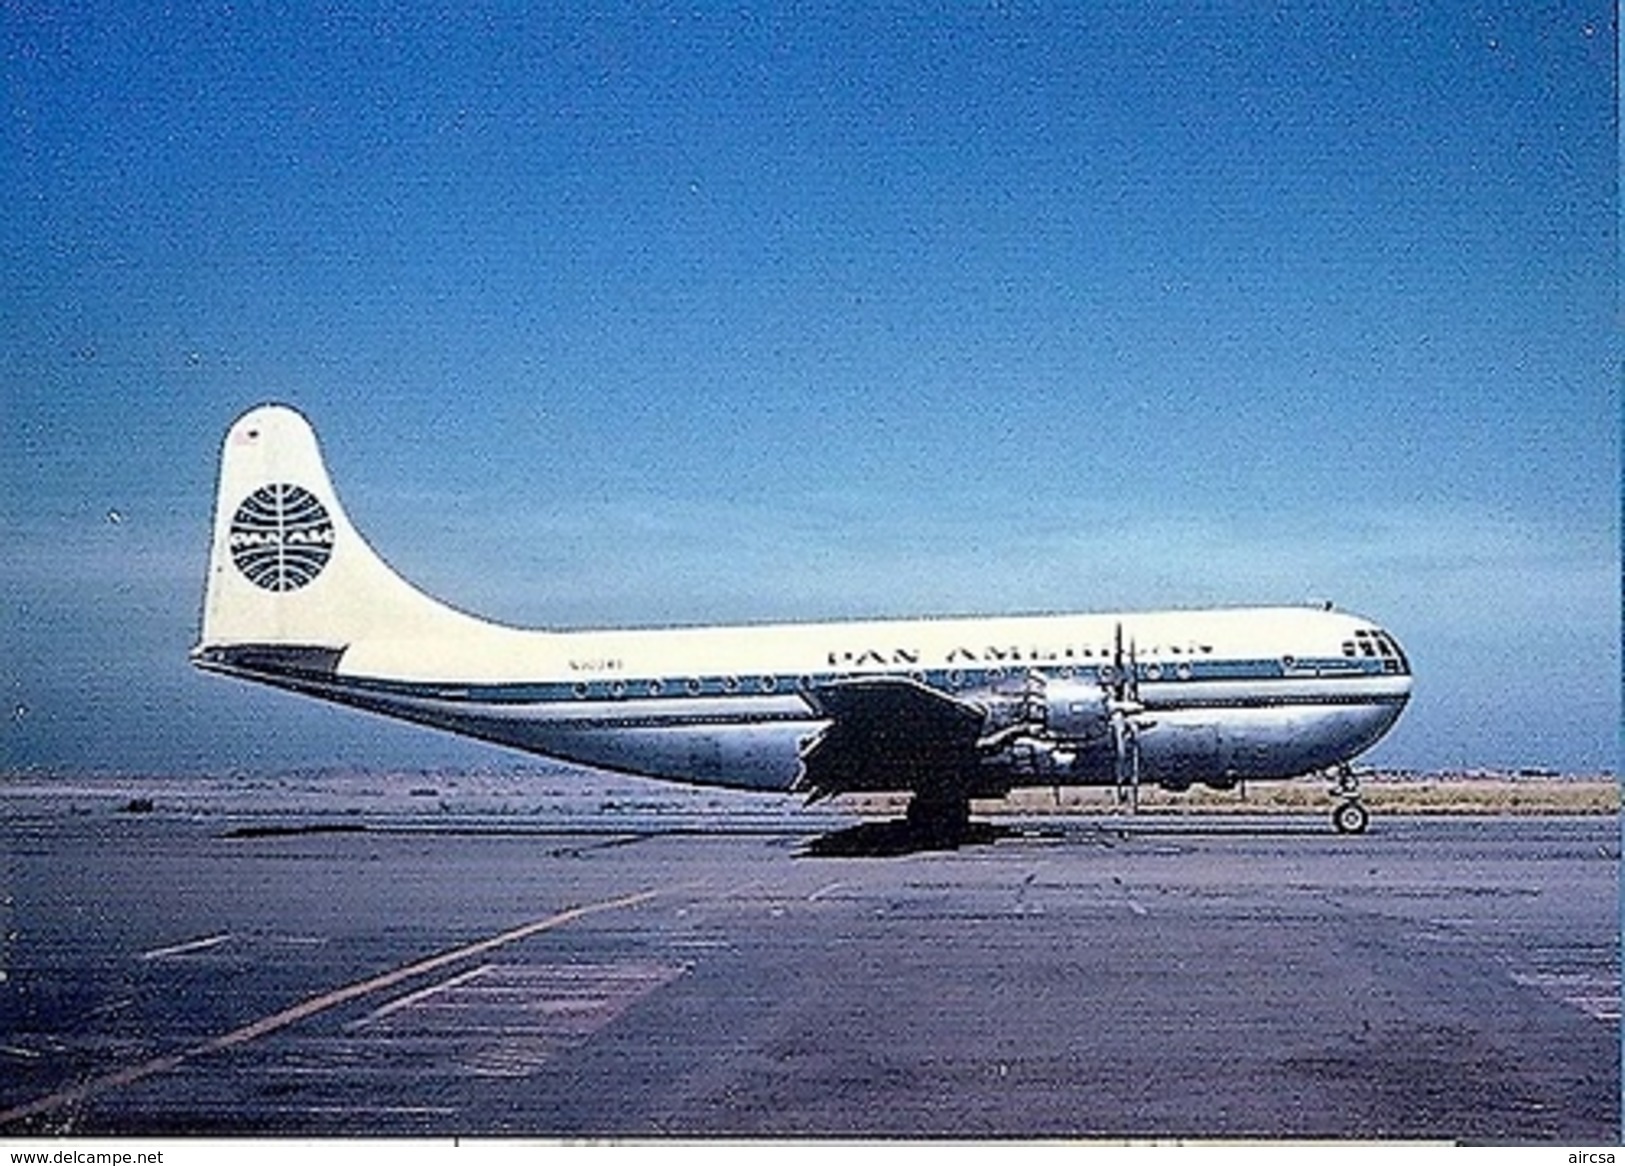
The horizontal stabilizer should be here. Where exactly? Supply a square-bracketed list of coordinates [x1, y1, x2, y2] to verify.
[191, 643, 347, 680]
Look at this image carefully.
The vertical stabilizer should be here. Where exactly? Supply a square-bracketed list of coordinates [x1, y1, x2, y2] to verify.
[196, 404, 489, 656]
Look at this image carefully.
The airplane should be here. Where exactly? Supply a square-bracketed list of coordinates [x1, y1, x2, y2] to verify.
[192, 404, 1412, 840]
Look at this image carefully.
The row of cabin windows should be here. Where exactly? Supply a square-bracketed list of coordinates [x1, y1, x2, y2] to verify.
[573, 675, 806, 699]
[1064, 644, 1215, 657]
[567, 660, 1210, 700]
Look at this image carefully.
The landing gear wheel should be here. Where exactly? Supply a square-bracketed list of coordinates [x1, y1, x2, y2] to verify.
[1332, 800, 1369, 835]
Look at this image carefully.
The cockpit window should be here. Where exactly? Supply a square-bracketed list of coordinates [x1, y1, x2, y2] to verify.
[1353, 628, 1396, 660]
[1376, 630, 1410, 672]
[1349, 627, 1411, 674]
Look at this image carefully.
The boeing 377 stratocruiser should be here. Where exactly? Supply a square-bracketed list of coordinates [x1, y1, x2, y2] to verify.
[192, 405, 1412, 838]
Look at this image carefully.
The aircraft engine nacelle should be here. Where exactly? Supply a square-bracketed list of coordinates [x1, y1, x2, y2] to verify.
[980, 734, 1081, 784]
[1042, 679, 1111, 743]
[972, 674, 1111, 784]
[971, 673, 1111, 744]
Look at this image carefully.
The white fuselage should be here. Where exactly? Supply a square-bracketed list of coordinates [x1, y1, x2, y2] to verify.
[200, 605, 1411, 794]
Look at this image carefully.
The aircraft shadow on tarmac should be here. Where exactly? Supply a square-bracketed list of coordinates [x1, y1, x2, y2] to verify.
[799, 814, 1341, 855]
[800, 817, 1017, 858]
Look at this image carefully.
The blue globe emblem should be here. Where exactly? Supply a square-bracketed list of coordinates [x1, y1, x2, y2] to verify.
[229, 484, 335, 591]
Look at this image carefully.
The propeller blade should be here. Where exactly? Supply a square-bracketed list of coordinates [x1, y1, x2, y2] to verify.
[1128, 719, 1141, 811]
[1106, 623, 1145, 810]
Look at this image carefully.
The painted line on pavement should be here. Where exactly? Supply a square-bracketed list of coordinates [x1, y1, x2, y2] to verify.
[0, 887, 665, 1127]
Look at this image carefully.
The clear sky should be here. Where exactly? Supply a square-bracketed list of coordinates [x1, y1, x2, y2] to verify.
[2, 3, 1617, 776]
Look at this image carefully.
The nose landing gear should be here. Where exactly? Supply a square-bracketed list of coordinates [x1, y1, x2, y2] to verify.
[1329, 765, 1369, 834]
[1332, 799, 1369, 834]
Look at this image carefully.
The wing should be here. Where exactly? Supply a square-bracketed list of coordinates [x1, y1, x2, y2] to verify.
[796, 676, 987, 802]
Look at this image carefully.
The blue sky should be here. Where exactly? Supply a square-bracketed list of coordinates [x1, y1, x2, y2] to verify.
[2, 3, 1617, 775]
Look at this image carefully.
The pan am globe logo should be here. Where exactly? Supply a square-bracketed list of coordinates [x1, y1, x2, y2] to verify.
[229, 483, 335, 591]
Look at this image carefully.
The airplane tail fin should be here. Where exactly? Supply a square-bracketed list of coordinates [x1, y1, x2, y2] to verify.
[194, 404, 482, 664]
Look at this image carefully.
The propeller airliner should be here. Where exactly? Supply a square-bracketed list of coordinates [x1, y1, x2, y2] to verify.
[193, 405, 1412, 840]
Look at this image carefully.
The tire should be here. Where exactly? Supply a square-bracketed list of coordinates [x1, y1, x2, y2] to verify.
[1332, 800, 1369, 835]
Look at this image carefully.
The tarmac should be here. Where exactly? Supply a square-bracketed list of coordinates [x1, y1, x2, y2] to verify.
[0, 771, 1617, 1141]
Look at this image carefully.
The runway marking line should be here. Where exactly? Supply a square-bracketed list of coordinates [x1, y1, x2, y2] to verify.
[0, 887, 666, 1128]
[345, 963, 494, 1031]
[139, 933, 233, 961]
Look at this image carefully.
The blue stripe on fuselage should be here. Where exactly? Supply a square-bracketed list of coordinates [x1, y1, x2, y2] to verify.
[318, 656, 1397, 707]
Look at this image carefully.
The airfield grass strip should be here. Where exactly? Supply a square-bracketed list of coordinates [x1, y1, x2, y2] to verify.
[836, 778, 1619, 818]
